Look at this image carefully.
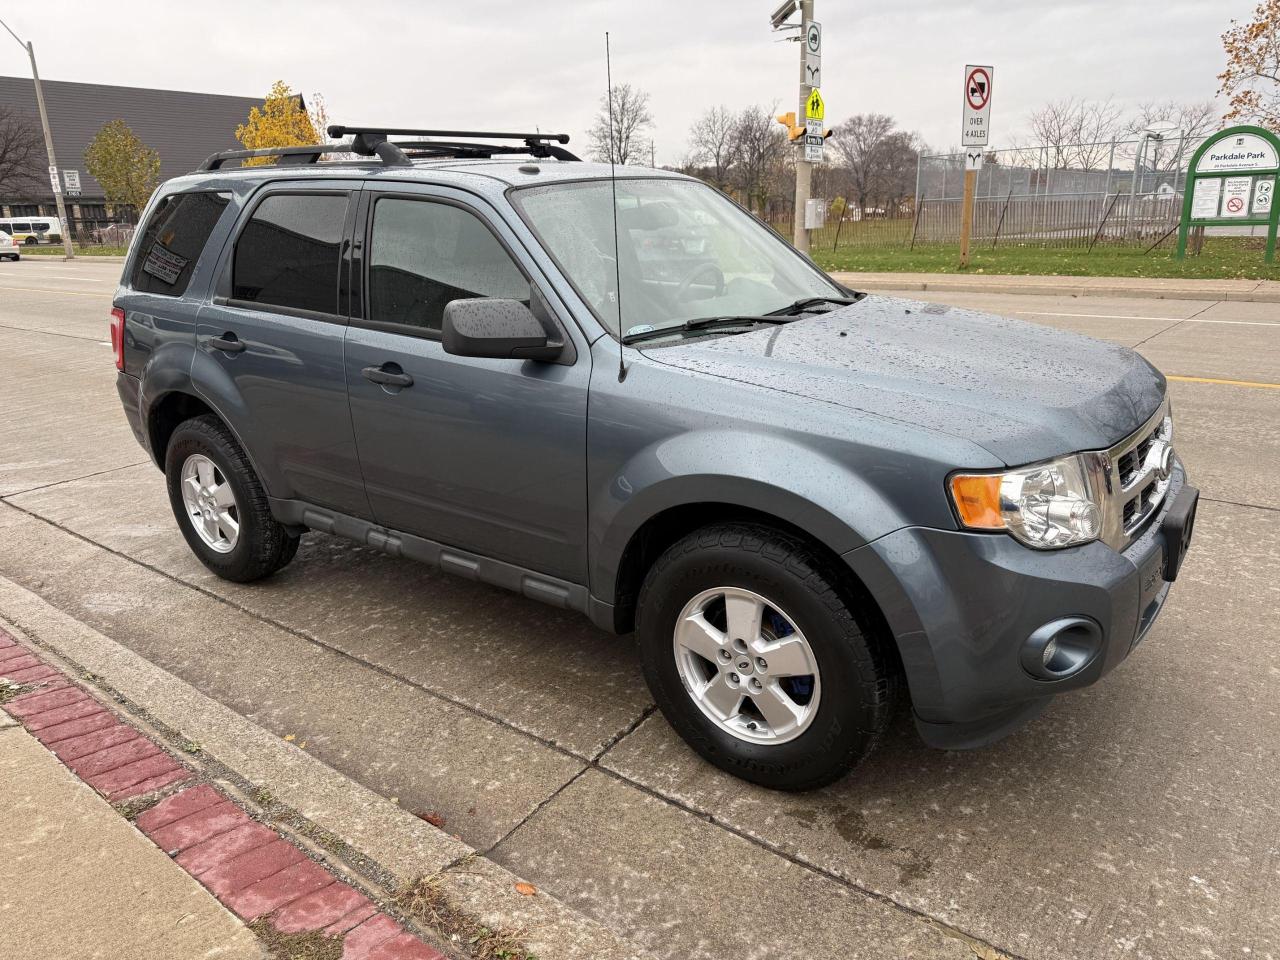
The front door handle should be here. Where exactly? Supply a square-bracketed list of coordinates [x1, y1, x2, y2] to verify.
[362, 363, 413, 388]
[210, 333, 246, 354]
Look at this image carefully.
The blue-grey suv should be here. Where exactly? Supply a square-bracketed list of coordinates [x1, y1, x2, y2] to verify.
[111, 128, 1198, 790]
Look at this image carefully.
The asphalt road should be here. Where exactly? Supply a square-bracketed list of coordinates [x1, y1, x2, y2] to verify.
[1, 256, 1277, 960]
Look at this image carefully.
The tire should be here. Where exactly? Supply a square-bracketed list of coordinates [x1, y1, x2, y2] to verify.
[164, 415, 299, 582]
[636, 523, 896, 791]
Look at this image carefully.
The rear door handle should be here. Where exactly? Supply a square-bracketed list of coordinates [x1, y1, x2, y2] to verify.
[209, 333, 246, 354]
[362, 363, 413, 388]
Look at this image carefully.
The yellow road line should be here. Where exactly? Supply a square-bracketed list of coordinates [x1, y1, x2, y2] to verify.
[1168, 374, 1280, 390]
[0, 285, 104, 298]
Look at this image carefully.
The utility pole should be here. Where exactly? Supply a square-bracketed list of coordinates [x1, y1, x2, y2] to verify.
[770, 1, 821, 254]
[792, 0, 815, 253]
[0, 17, 75, 259]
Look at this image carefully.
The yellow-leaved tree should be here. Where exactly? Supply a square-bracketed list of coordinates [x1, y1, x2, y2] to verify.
[235, 81, 319, 165]
[1220, 0, 1280, 128]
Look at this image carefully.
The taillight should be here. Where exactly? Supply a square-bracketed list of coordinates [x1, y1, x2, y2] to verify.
[110, 307, 125, 371]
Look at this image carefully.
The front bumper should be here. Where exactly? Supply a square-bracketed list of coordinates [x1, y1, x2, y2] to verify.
[845, 463, 1196, 749]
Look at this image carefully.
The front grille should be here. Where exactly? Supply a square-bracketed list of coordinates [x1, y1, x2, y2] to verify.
[1092, 400, 1173, 551]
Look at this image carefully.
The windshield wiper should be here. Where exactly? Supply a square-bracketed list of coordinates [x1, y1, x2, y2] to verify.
[621, 315, 791, 345]
[765, 295, 860, 316]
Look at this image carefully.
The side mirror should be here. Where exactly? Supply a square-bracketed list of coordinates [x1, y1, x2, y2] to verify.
[442, 298, 563, 361]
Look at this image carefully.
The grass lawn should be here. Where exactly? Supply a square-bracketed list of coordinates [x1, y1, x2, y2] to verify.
[22, 244, 129, 257]
[811, 238, 1280, 281]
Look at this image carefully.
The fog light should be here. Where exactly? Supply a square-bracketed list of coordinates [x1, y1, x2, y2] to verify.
[1021, 617, 1103, 680]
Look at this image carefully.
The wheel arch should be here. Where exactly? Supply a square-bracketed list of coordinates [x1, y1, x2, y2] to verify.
[605, 500, 899, 670]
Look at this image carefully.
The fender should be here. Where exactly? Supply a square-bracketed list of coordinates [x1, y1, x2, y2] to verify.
[588, 428, 912, 604]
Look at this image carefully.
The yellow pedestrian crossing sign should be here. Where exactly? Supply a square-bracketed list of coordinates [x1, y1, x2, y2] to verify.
[804, 88, 824, 121]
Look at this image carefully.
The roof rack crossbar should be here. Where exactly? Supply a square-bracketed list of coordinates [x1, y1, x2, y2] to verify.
[393, 139, 581, 162]
[329, 125, 571, 145]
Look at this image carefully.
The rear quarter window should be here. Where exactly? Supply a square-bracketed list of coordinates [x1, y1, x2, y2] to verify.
[129, 192, 232, 296]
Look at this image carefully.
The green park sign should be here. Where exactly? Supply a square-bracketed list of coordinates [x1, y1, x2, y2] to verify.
[1177, 125, 1280, 262]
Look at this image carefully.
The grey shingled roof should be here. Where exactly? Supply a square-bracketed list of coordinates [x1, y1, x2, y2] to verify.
[0, 76, 275, 201]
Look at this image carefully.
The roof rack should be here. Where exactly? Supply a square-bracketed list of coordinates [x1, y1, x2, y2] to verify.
[330, 125, 580, 162]
[198, 126, 579, 172]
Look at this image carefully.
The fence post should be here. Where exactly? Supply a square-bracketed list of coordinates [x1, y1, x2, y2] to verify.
[909, 200, 922, 250]
[991, 189, 1013, 248]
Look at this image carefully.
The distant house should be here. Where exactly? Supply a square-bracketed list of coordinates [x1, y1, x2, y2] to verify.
[0, 77, 289, 238]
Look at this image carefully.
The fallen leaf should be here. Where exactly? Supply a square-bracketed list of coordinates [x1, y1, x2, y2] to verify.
[416, 810, 446, 828]
[283, 734, 296, 742]
[514, 882, 537, 897]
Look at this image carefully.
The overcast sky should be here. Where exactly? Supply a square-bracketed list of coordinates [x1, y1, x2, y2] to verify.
[0, 1, 1253, 163]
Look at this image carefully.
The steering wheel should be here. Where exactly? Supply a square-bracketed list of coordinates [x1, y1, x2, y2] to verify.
[674, 262, 725, 302]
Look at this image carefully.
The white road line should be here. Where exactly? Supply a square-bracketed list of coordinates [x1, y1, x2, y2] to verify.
[19, 274, 109, 282]
[1016, 311, 1279, 326]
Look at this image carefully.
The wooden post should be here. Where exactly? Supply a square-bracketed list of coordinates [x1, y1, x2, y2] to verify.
[959, 168, 977, 267]
[991, 188, 1013, 249]
[1088, 192, 1122, 253]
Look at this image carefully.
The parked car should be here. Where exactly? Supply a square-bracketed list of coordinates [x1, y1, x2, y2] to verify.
[0, 216, 62, 245]
[0, 230, 19, 261]
[111, 127, 1197, 790]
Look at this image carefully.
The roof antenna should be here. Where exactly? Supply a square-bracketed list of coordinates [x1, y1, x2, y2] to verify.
[606, 31, 627, 382]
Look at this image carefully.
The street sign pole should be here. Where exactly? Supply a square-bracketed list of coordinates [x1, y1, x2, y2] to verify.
[792, 0, 817, 254]
[959, 64, 993, 268]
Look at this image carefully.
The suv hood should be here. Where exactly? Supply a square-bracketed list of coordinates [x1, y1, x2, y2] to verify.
[641, 295, 1165, 465]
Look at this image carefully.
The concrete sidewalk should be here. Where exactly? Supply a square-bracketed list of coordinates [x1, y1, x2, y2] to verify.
[0, 715, 265, 960]
[829, 270, 1280, 302]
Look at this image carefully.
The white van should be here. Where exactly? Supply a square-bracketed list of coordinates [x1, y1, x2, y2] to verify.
[0, 217, 63, 245]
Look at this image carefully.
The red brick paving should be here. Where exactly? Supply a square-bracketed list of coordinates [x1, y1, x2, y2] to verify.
[137, 783, 225, 832]
[176, 821, 279, 877]
[145, 799, 247, 853]
[31, 710, 117, 744]
[275, 884, 372, 934]
[49, 724, 139, 762]
[0, 629, 446, 960]
[108, 767, 192, 802]
[201, 838, 307, 899]
[66, 736, 162, 780]
[223, 858, 335, 920]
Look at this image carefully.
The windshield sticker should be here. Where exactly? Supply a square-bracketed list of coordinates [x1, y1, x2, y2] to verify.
[625, 324, 656, 337]
[142, 241, 188, 286]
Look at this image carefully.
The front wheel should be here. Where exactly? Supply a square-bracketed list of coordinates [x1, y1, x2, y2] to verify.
[164, 415, 299, 582]
[636, 523, 896, 791]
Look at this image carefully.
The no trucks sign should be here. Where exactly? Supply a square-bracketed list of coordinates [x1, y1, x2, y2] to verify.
[961, 65, 993, 147]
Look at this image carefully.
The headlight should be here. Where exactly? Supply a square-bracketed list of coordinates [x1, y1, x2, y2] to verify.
[950, 455, 1102, 549]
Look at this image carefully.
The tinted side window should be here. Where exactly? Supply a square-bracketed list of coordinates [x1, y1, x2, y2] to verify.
[368, 198, 528, 332]
[233, 194, 347, 315]
[129, 192, 231, 296]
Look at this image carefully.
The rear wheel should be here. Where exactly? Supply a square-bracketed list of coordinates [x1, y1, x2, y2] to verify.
[165, 415, 299, 582]
[636, 523, 896, 791]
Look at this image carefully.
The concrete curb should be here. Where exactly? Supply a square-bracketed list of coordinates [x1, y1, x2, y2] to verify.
[828, 271, 1280, 303]
[22, 254, 127, 263]
[0, 576, 651, 960]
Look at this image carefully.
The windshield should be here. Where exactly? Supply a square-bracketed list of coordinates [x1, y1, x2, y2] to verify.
[511, 178, 844, 339]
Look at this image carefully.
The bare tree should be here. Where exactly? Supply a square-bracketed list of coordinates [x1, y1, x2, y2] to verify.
[0, 106, 43, 198]
[827, 113, 895, 212]
[589, 83, 653, 166]
[872, 130, 922, 213]
[1029, 97, 1125, 170]
[1129, 100, 1218, 140]
[727, 105, 788, 214]
[688, 106, 736, 187]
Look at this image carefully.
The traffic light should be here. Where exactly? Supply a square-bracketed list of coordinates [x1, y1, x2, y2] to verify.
[775, 112, 804, 142]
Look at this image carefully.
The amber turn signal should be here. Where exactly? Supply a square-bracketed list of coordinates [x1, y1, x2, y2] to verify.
[949, 474, 1005, 529]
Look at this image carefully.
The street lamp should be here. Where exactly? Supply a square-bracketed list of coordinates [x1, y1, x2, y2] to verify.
[0, 15, 76, 259]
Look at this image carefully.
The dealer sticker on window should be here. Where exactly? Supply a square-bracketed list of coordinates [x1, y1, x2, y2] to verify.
[142, 241, 189, 286]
